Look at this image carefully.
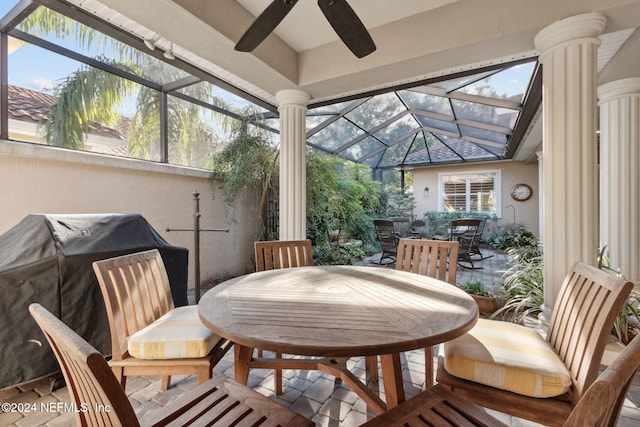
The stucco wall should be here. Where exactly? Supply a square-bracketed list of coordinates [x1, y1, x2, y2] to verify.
[0, 140, 258, 288]
[411, 160, 539, 237]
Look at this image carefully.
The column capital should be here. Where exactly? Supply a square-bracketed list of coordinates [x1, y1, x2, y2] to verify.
[534, 13, 606, 58]
[598, 77, 640, 103]
[276, 89, 310, 108]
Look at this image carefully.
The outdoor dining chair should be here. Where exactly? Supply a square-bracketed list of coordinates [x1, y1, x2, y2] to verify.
[29, 303, 313, 427]
[366, 238, 459, 386]
[362, 332, 640, 427]
[254, 239, 314, 394]
[92, 249, 231, 391]
[255, 239, 314, 271]
[435, 261, 633, 426]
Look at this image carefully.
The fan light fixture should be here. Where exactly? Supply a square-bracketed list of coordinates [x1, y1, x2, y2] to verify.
[144, 35, 160, 50]
[235, 0, 376, 58]
[163, 42, 175, 60]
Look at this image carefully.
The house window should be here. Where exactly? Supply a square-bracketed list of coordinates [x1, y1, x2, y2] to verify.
[439, 171, 501, 215]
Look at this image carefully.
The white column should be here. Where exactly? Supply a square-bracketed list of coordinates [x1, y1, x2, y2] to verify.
[534, 13, 605, 311]
[536, 149, 553, 325]
[536, 150, 544, 247]
[276, 89, 310, 241]
[598, 78, 640, 282]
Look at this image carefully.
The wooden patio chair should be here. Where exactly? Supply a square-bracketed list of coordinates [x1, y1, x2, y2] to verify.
[409, 219, 426, 237]
[92, 249, 231, 391]
[28, 303, 313, 427]
[254, 239, 314, 394]
[449, 218, 485, 269]
[436, 261, 633, 426]
[362, 332, 640, 427]
[467, 216, 493, 261]
[366, 238, 459, 386]
[373, 219, 398, 264]
[387, 216, 412, 238]
[255, 239, 314, 271]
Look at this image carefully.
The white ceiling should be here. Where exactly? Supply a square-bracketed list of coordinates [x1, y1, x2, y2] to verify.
[235, 0, 459, 52]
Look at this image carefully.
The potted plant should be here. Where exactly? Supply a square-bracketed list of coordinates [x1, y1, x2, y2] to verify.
[460, 280, 499, 314]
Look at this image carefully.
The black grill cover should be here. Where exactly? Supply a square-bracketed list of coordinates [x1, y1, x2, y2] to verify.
[0, 214, 188, 389]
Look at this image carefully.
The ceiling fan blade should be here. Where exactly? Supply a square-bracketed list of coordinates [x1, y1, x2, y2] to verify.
[318, 0, 376, 58]
[235, 0, 299, 52]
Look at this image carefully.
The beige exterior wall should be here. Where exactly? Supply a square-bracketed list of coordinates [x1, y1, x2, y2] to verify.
[411, 160, 539, 237]
[0, 140, 258, 288]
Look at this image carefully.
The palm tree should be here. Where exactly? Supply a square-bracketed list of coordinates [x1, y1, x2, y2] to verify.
[20, 6, 231, 166]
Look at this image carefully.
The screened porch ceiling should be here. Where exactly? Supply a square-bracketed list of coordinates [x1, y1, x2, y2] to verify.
[297, 58, 540, 169]
[3, 0, 637, 171]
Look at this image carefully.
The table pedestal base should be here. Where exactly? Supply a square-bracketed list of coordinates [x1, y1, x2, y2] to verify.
[233, 344, 405, 415]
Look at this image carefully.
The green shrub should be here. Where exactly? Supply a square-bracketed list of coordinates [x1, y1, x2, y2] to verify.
[597, 246, 640, 344]
[486, 223, 537, 250]
[307, 156, 386, 247]
[490, 244, 544, 324]
[313, 241, 366, 265]
[383, 192, 416, 218]
[460, 280, 492, 297]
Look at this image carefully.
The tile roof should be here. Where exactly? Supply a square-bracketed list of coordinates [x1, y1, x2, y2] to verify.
[403, 138, 498, 166]
[8, 85, 130, 141]
[8, 85, 56, 123]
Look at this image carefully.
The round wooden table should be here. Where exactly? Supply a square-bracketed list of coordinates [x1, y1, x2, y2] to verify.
[198, 265, 478, 413]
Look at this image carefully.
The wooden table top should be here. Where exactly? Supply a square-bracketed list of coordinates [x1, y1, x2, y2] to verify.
[198, 265, 478, 358]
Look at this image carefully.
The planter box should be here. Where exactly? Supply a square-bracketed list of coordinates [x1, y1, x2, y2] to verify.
[471, 295, 499, 314]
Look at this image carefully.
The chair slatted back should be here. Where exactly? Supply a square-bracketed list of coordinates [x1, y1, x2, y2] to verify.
[373, 219, 399, 259]
[388, 216, 412, 238]
[92, 249, 174, 360]
[547, 262, 634, 404]
[29, 303, 140, 427]
[255, 240, 314, 271]
[563, 333, 640, 427]
[396, 239, 459, 284]
[450, 218, 481, 253]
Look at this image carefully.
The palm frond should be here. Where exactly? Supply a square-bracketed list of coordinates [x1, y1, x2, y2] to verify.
[45, 61, 138, 148]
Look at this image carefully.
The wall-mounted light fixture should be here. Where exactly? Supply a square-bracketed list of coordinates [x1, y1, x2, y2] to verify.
[423, 186, 429, 197]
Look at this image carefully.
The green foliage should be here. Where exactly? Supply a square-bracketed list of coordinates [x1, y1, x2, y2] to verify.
[493, 244, 640, 343]
[20, 8, 138, 61]
[597, 247, 640, 344]
[306, 156, 385, 248]
[210, 112, 278, 238]
[421, 211, 496, 238]
[313, 241, 366, 265]
[46, 60, 138, 148]
[490, 244, 544, 324]
[383, 192, 416, 218]
[26, 7, 230, 164]
[486, 223, 538, 250]
[460, 280, 492, 297]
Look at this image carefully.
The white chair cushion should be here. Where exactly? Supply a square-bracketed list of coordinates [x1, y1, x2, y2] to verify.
[442, 318, 572, 398]
[128, 306, 217, 359]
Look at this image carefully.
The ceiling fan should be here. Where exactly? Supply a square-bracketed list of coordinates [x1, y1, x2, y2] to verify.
[235, 0, 376, 58]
